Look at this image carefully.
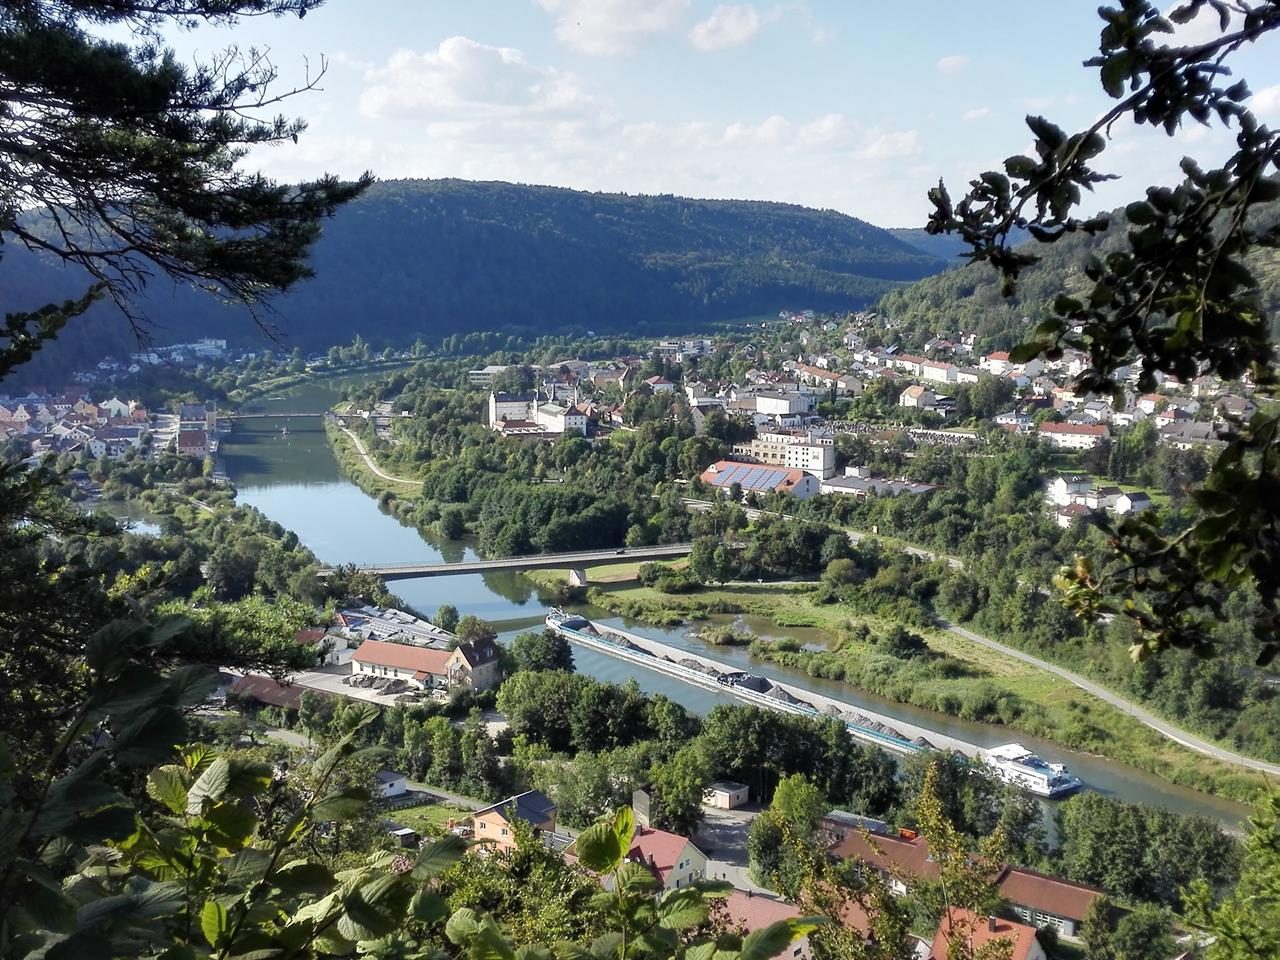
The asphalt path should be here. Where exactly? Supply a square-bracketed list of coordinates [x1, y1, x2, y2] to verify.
[942, 619, 1280, 777]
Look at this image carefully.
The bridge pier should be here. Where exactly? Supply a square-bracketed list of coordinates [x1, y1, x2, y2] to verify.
[568, 567, 590, 587]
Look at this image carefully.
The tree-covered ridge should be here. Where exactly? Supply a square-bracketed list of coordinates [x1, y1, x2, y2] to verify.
[4, 179, 945, 376]
[877, 200, 1280, 353]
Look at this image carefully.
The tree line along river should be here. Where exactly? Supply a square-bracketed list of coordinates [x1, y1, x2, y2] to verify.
[218, 392, 1251, 830]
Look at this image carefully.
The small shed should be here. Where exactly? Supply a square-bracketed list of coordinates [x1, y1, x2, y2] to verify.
[703, 780, 750, 810]
[375, 769, 408, 799]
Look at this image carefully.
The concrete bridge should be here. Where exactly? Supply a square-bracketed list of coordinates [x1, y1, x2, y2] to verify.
[318, 542, 694, 585]
[225, 412, 329, 420]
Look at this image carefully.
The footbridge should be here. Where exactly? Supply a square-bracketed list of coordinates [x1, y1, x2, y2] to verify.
[317, 543, 694, 585]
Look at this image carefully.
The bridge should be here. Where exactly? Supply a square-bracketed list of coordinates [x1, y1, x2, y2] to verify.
[317, 543, 694, 585]
[225, 412, 329, 420]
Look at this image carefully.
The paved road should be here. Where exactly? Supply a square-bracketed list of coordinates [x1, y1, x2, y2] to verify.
[942, 619, 1280, 777]
[337, 426, 421, 487]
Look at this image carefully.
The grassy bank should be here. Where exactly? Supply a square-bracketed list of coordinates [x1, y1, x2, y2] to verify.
[325, 421, 426, 501]
[530, 571, 1268, 805]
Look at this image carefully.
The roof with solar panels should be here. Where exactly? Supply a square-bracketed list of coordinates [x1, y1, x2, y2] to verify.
[698, 460, 809, 493]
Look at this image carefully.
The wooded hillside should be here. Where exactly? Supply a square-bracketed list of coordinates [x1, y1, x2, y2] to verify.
[3, 179, 945, 379]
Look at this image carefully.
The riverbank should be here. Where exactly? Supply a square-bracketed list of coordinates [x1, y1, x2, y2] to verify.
[228, 359, 417, 407]
[526, 567, 1271, 805]
[326, 420, 427, 501]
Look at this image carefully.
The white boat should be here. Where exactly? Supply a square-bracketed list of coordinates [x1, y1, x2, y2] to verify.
[982, 743, 1083, 798]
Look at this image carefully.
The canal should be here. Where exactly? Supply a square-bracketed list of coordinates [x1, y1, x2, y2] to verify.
[220, 411, 1252, 828]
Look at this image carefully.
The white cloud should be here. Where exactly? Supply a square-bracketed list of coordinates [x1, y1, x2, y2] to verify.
[723, 113, 792, 145]
[1253, 83, 1280, 120]
[936, 54, 968, 74]
[535, 0, 691, 55]
[1160, 2, 1240, 46]
[689, 4, 762, 51]
[856, 129, 921, 161]
[359, 36, 589, 118]
[962, 106, 991, 121]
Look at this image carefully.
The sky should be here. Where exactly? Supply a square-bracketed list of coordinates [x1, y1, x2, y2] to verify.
[163, 0, 1280, 227]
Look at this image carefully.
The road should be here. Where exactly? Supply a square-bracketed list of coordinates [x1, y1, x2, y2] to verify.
[942, 619, 1280, 777]
[336, 425, 421, 487]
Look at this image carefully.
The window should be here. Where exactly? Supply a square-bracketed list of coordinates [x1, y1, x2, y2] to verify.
[501, 828, 508, 837]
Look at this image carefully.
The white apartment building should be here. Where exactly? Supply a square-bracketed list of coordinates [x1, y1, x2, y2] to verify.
[731, 431, 835, 479]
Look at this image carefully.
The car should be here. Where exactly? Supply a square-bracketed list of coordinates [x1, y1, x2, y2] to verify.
[615, 548, 626, 554]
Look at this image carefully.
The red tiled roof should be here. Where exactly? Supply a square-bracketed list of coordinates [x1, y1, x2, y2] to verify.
[986, 351, 1011, 361]
[1040, 422, 1107, 435]
[928, 908, 1039, 960]
[227, 673, 315, 709]
[829, 830, 938, 881]
[721, 891, 801, 933]
[626, 827, 700, 886]
[995, 867, 1103, 922]
[352, 638, 451, 674]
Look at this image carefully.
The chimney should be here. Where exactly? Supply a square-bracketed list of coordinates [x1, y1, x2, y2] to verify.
[987, 916, 997, 933]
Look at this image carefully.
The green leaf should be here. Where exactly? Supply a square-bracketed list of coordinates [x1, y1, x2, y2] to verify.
[310, 785, 371, 822]
[411, 891, 449, 925]
[516, 947, 553, 960]
[411, 833, 467, 880]
[163, 665, 219, 708]
[146, 767, 188, 815]
[186, 758, 231, 815]
[446, 907, 484, 945]
[274, 860, 337, 896]
[204, 802, 258, 850]
[657, 888, 708, 930]
[551, 942, 594, 960]
[611, 806, 635, 853]
[201, 899, 229, 949]
[740, 918, 825, 960]
[226, 761, 274, 800]
[573, 821, 624, 873]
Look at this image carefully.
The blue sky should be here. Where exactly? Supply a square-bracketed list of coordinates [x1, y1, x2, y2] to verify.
[169, 1, 1280, 226]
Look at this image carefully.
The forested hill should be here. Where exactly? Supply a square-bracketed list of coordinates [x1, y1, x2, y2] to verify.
[4, 179, 945, 377]
[878, 202, 1280, 352]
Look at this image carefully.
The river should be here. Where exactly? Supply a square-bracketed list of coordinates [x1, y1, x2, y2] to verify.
[220, 406, 1252, 828]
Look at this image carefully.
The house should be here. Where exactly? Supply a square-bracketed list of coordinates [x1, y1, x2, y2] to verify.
[928, 909, 1046, 960]
[721, 892, 811, 960]
[1083, 485, 1123, 511]
[829, 826, 936, 896]
[980, 351, 1012, 376]
[731, 434, 836, 479]
[374, 769, 408, 799]
[100, 396, 130, 419]
[702, 781, 750, 810]
[535, 402, 588, 436]
[351, 638, 453, 689]
[488, 392, 535, 429]
[625, 826, 708, 891]
[446, 637, 503, 691]
[1055, 503, 1091, 529]
[819, 470, 937, 498]
[1037, 421, 1109, 450]
[472, 790, 557, 855]
[995, 866, 1104, 939]
[177, 429, 208, 458]
[469, 364, 513, 386]
[920, 360, 958, 384]
[643, 376, 676, 394]
[1115, 491, 1154, 515]
[699, 461, 819, 500]
[1046, 474, 1091, 507]
[899, 385, 936, 410]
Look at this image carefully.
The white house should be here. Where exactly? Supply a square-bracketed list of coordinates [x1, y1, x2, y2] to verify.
[1038, 421, 1109, 450]
[625, 827, 708, 891]
[535, 402, 588, 435]
[488, 391, 535, 428]
[980, 351, 1011, 376]
[351, 639, 453, 689]
[643, 376, 676, 394]
[899, 385, 936, 410]
[1115, 491, 1154, 515]
[374, 769, 408, 798]
[1047, 474, 1092, 507]
[702, 781, 750, 810]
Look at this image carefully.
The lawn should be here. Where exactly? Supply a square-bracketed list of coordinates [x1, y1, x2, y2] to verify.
[390, 801, 472, 836]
